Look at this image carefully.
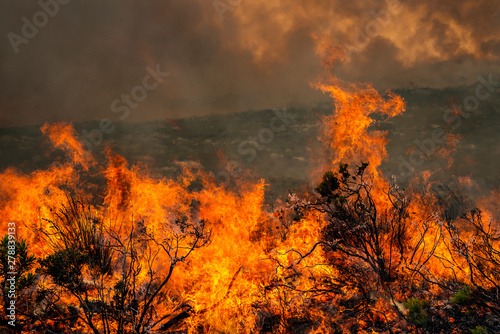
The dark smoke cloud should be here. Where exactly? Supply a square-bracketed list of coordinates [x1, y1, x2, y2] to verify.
[0, 0, 498, 127]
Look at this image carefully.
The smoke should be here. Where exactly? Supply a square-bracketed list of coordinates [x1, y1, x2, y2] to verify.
[0, 0, 498, 126]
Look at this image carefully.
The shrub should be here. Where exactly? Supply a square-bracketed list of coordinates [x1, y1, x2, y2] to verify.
[404, 297, 430, 327]
[451, 285, 471, 305]
[470, 326, 488, 334]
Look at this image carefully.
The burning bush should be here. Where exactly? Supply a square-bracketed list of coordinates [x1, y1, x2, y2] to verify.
[257, 163, 500, 333]
[14, 196, 210, 334]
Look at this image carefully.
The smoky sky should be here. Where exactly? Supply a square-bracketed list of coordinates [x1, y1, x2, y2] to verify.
[0, 0, 499, 127]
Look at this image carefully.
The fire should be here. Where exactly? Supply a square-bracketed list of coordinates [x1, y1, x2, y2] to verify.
[40, 122, 94, 169]
[313, 44, 405, 179]
[1, 49, 499, 334]
[0, 122, 278, 332]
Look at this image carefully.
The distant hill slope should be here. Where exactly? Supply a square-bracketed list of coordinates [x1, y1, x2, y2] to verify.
[1, 85, 499, 203]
